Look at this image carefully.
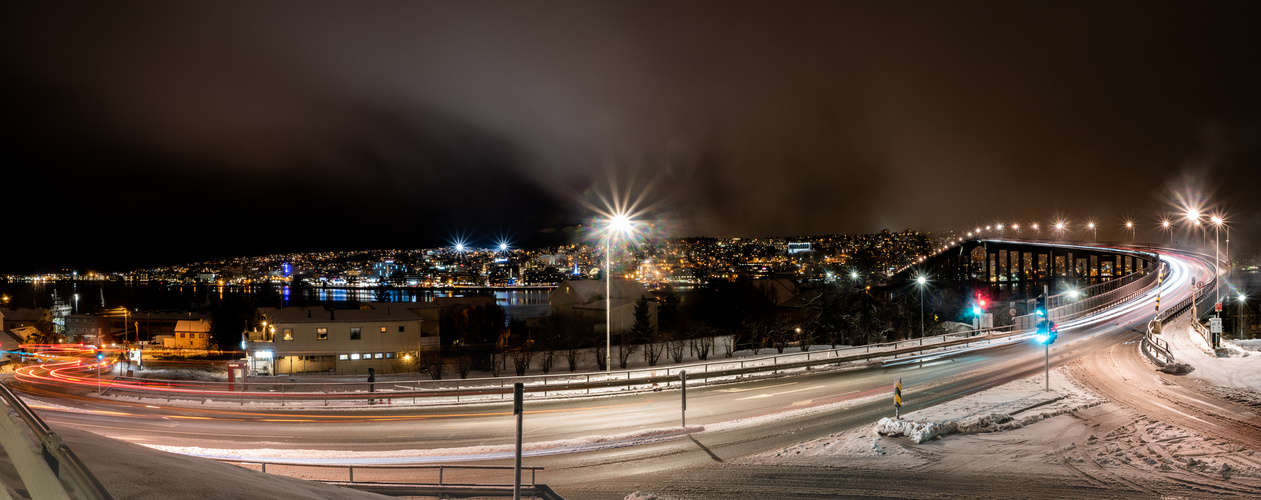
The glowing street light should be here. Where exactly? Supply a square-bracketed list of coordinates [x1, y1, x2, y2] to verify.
[601, 211, 637, 371]
[1124, 220, 1135, 242]
[915, 276, 928, 345]
[1086, 221, 1096, 241]
[1160, 218, 1173, 245]
[1054, 221, 1066, 238]
[1211, 215, 1225, 308]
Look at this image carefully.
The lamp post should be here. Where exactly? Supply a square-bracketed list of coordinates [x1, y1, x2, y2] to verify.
[1211, 216, 1223, 309]
[916, 276, 927, 345]
[1239, 294, 1247, 339]
[1160, 219, 1172, 246]
[603, 213, 633, 372]
[1087, 222, 1096, 241]
[1124, 220, 1135, 242]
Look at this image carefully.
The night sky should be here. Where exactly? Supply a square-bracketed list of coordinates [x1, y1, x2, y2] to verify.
[4, 1, 1261, 273]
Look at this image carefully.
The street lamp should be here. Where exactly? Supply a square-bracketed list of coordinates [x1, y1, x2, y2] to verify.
[603, 212, 635, 371]
[1239, 293, 1247, 339]
[1211, 215, 1224, 308]
[915, 276, 927, 345]
[1124, 220, 1135, 242]
[1086, 222, 1096, 241]
[1054, 221, 1066, 238]
[1160, 219, 1172, 246]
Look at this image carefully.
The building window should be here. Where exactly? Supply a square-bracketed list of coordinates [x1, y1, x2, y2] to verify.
[180, 333, 186, 339]
[350, 327, 361, 340]
[350, 353, 361, 360]
[386, 352, 396, 359]
[317, 328, 328, 340]
[283, 328, 293, 341]
[374, 353, 383, 359]
[398, 326, 405, 332]
[338, 354, 348, 360]
[380, 326, 388, 334]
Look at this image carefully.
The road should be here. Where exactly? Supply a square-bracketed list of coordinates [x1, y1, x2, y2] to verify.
[18, 249, 1258, 498]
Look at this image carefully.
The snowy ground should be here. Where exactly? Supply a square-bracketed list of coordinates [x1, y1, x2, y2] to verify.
[746, 366, 1103, 459]
[1159, 316, 1261, 407]
[606, 319, 1261, 499]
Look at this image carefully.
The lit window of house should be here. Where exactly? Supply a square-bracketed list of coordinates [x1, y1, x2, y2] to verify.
[350, 353, 361, 360]
[339, 354, 348, 360]
[317, 328, 328, 340]
[283, 328, 293, 341]
[380, 326, 387, 334]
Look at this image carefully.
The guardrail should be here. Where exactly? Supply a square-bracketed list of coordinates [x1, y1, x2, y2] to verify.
[224, 461, 561, 499]
[0, 383, 113, 500]
[97, 326, 1038, 406]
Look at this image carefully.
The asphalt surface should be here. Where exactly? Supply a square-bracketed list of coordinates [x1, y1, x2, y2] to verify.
[18, 248, 1256, 499]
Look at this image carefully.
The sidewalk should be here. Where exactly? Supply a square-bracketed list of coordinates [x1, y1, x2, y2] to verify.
[1158, 314, 1261, 401]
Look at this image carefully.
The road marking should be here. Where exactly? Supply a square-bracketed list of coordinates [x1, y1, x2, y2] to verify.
[717, 382, 797, 393]
[738, 385, 825, 401]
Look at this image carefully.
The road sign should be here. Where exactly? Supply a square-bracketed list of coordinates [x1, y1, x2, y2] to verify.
[1210, 318, 1222, 334]
[1215, 302, 1223, 312]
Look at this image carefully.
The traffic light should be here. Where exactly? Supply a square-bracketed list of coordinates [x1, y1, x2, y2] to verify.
[1035, 295, 1047, 317]
[1035, 320, 1058, 345]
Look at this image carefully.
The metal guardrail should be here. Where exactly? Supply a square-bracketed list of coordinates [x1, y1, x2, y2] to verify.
[99, 327, 1035, 406]
[0, 383, 114, 500]
[225, 461, 561, 499]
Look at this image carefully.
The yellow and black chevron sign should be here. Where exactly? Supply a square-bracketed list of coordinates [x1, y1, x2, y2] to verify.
[894, 378, 902, 407]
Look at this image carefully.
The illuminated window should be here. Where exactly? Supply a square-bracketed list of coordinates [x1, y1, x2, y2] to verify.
[350, 353, 361, 360]
[282, 328, 293, 341]
[374, 353, 383, 359]
[338, 354, 348, 360]
[380, 326, 387, 334]
[385, 352, 395, 359]
[350, 327, 361, 340]
[317, 328, 328, 340]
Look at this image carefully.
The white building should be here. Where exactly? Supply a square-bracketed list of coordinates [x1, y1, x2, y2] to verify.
[246, 303, 440, 375]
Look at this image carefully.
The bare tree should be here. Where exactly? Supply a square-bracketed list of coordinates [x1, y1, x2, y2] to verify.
[617, 341, 639, 369]
[419, 350, 444, 380]
[669, 337, 686, 363]
[510, 347, 533, 376]
[595, 344, 607, 371]
[456, 355, 472, 379]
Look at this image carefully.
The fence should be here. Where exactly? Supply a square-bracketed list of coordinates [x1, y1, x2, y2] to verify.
[1139, 267, 1218, 366]
[224, 461, 562, 499]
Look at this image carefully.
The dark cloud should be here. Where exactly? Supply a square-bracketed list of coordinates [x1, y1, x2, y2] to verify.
[4, 1, 1261, 273]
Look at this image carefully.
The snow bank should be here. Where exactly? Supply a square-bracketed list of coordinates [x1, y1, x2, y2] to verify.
[875, 417, 946, 444]
[624, 492, 660, 500]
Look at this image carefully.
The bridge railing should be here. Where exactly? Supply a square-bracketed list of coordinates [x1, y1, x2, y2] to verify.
[223, 461, 559, 498]
[1013, 260, 1161, 331]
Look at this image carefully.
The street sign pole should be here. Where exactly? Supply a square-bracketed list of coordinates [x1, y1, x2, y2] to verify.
[680, 370, 687, 427]
[513, 382, 523, 500]
[1044, 342, 1050, 392]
